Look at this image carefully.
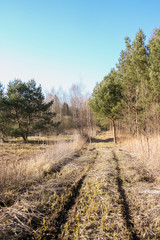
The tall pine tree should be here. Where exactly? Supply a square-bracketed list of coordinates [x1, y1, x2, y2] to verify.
[118, 29, 150, 135]
[89, 69, 122, 143]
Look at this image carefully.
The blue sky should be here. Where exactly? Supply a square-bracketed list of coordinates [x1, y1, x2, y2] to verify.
[0, 0, 160, 94]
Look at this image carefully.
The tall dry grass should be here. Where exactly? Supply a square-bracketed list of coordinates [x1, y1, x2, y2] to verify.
[121, 134, 160, 175]
[0, 134, 85, 191]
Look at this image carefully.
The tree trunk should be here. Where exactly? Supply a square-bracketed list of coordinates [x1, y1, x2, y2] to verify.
[2, 135, 8, 143]
[22, 134, 28, 142]
[112, 120, 117, 144]
[135, 110, 139, 137]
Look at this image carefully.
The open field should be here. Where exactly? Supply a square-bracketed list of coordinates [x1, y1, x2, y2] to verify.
[0, 134, 83, 192]
[0, 131, 160, 239]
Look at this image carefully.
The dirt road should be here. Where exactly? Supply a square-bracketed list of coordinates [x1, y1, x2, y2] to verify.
[0, 131, 160, 239]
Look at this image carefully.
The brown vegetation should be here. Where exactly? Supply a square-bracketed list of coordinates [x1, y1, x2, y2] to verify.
[119, 133, 160, 175]
[0, 134, 84, 192]
[0, 131, 159, 239]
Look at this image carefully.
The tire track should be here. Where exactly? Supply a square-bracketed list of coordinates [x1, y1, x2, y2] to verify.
[51, 151, 98, 240]
[0, 153, 82, 209]
[53, 174, 86, 240]
[113, 152, 140, 240]
[40, 149, 98, 240]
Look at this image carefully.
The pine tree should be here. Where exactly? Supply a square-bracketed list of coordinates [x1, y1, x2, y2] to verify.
[118, 29, 150, 135]
[0, 82, 3, 97]
[117, 37, 136, 134]
[0, 83, 5, 139]
[89, 69, 122, 143]
[0, 83, 12, 141]
[148, 28, 160, 133]
[148, 28, 160, 102]
[61, 102, 71, 116]
[5, 79, 58, 141]
[132, 29, 150, 132]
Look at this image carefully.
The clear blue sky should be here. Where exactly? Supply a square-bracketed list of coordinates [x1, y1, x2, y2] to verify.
[0, 0, 160, 94]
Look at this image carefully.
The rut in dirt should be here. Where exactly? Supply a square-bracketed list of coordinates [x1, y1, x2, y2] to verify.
[41, 174, 86, 240]
[42, 150, 98, 240]
[54, 174, 86, 239]
[113, 152, 140, 240]
[45, 152, 81, 176]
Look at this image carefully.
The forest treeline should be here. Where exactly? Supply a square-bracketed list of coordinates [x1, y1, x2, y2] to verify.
[89, 28, 160, 143]
[0, 80, 96, 142]
[1, 28, 160, 143]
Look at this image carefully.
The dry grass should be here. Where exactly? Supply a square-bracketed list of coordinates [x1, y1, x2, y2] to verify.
[116, 148, 160, 239]
[119, 134, 160, 176]
[0, 135, 90, 240]
[1, 131, 160, 239]
[115, 133, 160, 239]
[5, 134, 74, 143]
[0, 134, 85, 191]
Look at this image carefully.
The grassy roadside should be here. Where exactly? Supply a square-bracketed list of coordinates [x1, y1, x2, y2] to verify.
[0, 135, 90, 239]
[0, 134, 83, 192]
[115, 148, 160, 239]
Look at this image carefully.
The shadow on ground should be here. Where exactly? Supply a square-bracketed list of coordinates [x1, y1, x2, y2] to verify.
[114, 152, 140, 240]
[28, 139, 73, 145]
[91, 137, 114, 143]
